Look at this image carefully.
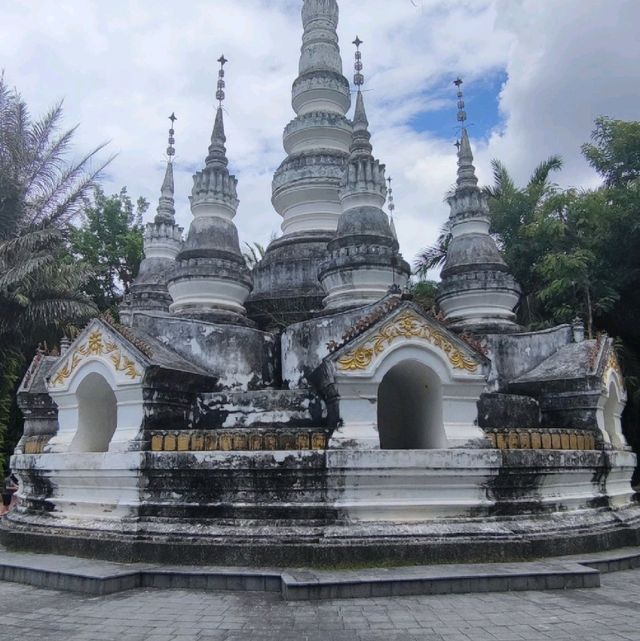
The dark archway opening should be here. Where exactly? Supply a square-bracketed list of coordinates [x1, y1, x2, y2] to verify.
[70, 372, 117, 453]
[377, 360, 446, 449]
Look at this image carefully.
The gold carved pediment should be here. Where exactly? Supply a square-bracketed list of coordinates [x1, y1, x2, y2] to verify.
[603, 349, 624, 390]
[336, 311, 481, 373]
[49, 325, 142, 388]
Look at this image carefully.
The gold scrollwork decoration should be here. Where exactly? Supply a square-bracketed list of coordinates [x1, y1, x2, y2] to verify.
[337, 312, 480, 373]
[50, 330, 141, 387]
[606, 351, 623, 379]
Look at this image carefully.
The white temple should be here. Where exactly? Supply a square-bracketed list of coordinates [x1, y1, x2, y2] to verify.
[3, 0, 638, 566]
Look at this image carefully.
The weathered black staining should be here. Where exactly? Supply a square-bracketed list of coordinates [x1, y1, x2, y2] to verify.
[193, 389, 326, 431]
[477, 393, 541, 429]
[591, 449, 613, 496]
[483, 464, 547, 517]
[17, 467, 56, 513]
[138, 451, 336, 522]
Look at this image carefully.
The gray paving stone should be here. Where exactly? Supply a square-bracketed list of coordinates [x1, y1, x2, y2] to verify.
[1, 568, 640, 641]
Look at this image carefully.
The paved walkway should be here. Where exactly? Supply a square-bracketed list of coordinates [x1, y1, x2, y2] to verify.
[0, 567, 639, 641]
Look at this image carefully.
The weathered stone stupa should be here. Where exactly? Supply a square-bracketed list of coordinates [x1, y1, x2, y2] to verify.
[319, 40, 410, 310]
[247, 0, 353, 328]
[121, 115, 183, 319]
[167, 57, 253, 325]
[4, 0, 638, 566]
[436, 80, 521, 332]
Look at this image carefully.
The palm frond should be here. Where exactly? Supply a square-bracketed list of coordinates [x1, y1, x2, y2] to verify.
[527, 155, 563, 190]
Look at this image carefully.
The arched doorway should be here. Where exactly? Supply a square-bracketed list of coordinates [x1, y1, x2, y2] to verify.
[377, 360, 446, 449]
[70, 372, 118, 453]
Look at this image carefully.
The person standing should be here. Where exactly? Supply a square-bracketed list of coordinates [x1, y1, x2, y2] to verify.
[1, 471, 18, 516]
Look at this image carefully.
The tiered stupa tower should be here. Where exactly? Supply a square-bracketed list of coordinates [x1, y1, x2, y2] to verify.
[123, 115, 183, 319]
[319, 38, 409, 310]
[436, 79, 521, 332]
[167, 57, 252, 325]
[247, 0, 352, 327]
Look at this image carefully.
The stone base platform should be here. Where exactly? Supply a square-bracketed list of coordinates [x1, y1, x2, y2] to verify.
[2, 503, 640, 568]
[4, 447, 640, 568]
[2, 543, 640, 601]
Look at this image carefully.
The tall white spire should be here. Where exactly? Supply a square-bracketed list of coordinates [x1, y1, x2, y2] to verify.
[122, 114, 183, 322]
[246, 0, 354, 327]
[437, 79, 521, 332]
[155, 112, 177, 225]
[167, 57, 252, 325]
[300, 0, 341, 77]
[272, 0, 352, 235]
[319, 37, 409, 310]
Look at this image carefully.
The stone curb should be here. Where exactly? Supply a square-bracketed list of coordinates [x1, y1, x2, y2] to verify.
[1, 547, 639, 601]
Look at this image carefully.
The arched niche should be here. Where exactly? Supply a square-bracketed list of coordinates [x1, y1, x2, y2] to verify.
[377, 360, 446, 449]
[330, 340, 487, 449]
[69, 372, 117, 453]
[47, 357, 145, 455]
[602, 373, 626, 449]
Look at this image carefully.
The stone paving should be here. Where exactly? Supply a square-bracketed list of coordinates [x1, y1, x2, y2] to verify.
[0, 568, 639, 641]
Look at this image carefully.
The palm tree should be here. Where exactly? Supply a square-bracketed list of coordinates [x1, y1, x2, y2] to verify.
[242, 241, 267, 269]
[0, 75, 109, 465]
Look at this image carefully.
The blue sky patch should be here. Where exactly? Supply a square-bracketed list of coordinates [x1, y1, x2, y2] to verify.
[410, 70, 507, 143]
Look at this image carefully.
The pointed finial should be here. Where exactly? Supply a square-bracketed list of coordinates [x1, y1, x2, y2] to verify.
[353, 36, 364, 88]
[387, 176, 395, 217]
[216, 55, 228, 106]
[454, 77, 467, 125]
[167, 113, 177, 161]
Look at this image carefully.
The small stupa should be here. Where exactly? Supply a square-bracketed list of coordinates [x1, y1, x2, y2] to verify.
[437, 79, 521, 332]
[168, 56, 253, 325]
[319, 38, 410, 310]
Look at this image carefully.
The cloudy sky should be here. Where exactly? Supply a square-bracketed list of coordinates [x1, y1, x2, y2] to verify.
[2, 0, 638, 273]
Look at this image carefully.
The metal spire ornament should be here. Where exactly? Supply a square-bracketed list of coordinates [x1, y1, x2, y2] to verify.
[387, 176, 398, 241]
[353, 36, 364, 88]
[167, 112, 177, 161]
[206, 55, 230, 168]
[387, 176, 395, 217]
[216, 55, 228, 106]
[454, 77, 467, 125]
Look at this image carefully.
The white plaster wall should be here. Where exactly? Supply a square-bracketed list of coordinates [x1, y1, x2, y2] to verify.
[14, 452, 143, 521]
[169, 278, 250, 314]
[530, 450, 636, 511]
[326, 449, 499, 521]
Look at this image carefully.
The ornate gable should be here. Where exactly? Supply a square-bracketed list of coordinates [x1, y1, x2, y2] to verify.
[326, 302, 488, 377]
[47, 319, 147, 392]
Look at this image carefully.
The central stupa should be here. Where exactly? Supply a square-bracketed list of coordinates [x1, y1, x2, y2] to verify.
[247, 0, 353, 328]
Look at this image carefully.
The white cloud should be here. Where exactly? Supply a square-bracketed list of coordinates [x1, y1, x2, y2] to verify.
[1, 0, 637, 276]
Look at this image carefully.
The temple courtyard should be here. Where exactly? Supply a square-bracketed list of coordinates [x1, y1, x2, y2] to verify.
[0, 567, 638, 641]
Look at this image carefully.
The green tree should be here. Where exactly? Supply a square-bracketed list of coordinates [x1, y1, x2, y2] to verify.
[582, 116, 640, 187]
[411, 279, 438, 314]
[0, 75, 107, 469]
[70, 187, 147, 312]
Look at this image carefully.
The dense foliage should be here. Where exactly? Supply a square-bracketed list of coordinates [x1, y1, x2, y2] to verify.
[0, 76, 110, 469]
[70, 187, 146, 313]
